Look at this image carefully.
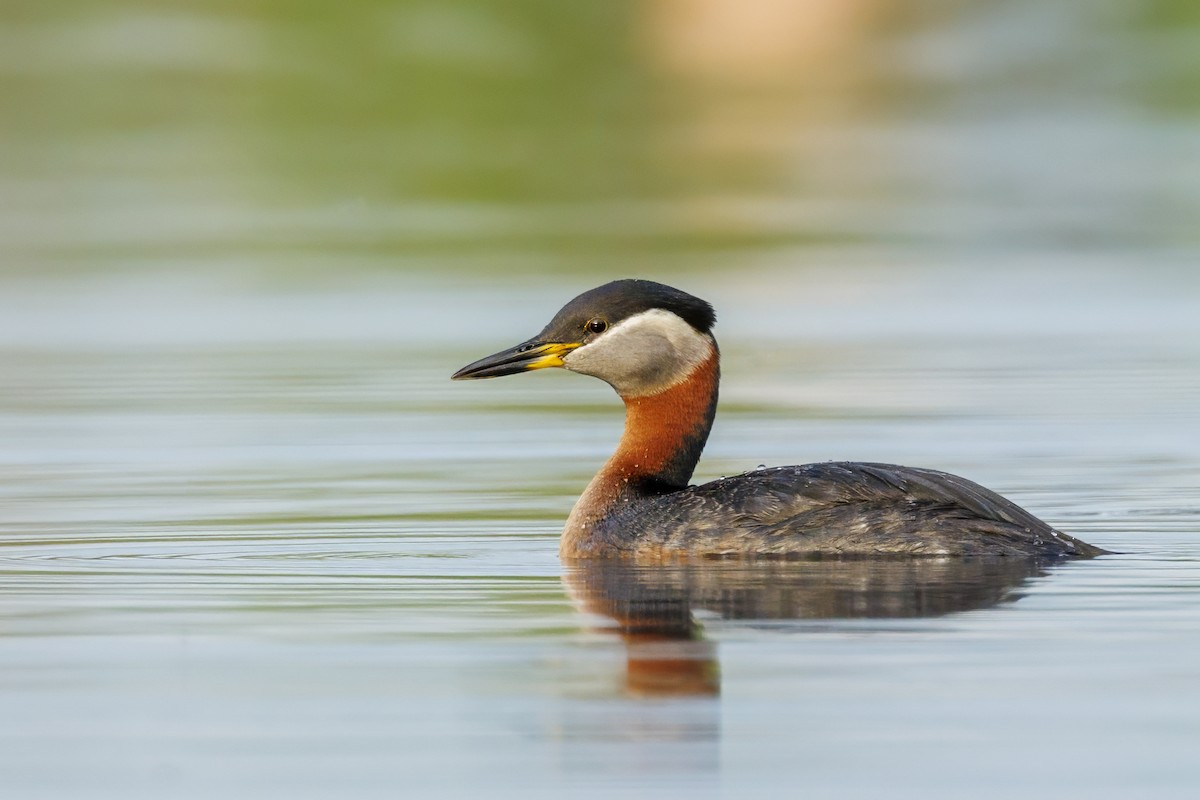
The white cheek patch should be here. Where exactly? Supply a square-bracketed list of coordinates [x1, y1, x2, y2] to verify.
[562, 309, 713, 397]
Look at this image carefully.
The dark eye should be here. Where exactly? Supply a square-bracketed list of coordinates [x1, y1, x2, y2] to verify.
[585, 318, 608, 334]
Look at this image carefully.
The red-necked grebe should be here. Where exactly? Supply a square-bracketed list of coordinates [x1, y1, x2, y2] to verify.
[452, 279, 1106, 560]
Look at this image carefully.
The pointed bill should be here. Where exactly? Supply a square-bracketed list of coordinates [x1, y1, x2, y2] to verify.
[451, 340, 581, 380]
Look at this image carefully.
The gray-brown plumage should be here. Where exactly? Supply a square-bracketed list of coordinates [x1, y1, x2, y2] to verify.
[453, 279, 1109, 561]
[585, 462, 1105, 559]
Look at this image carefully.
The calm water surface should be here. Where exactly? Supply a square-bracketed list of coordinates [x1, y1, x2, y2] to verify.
[1, 264, 1198, 799]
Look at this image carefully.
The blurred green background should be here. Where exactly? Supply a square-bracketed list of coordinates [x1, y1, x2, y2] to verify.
[2, 0, 1197, 282]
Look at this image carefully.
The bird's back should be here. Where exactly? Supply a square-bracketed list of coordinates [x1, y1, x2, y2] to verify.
[592, 462, 1105, 559]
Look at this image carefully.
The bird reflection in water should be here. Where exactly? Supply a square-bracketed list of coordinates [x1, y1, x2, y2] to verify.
[563, 555, 1053, 697]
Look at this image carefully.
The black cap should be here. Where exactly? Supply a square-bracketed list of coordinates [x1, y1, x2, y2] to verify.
[538, 279, 716, 341]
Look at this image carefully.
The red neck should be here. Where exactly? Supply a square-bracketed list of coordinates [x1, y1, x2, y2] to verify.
[562, 349, 719, 555]
[608, 351, 720, 492]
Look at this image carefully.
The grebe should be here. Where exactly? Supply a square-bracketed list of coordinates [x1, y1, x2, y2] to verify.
[452, 279, 1106, 560]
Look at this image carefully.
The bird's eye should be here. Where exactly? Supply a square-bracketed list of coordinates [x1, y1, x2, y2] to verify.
[585, 318, 608, 334]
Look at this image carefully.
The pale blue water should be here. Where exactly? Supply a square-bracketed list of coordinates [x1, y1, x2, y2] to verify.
[2, 262, 1198, 799]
